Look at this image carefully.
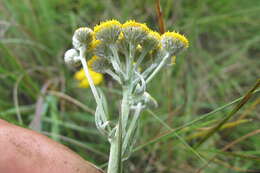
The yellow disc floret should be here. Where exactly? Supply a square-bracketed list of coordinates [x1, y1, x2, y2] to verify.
[118, 32, 124, 40]
[89, 39, 101, 50]
[136, 44, 142, 51]
[171, 56, 176, 65]
[94, 19, 122, 33]
[162, 31, 189, 48]
[87, 55, 98, 67]
[122, 20, 150, 33]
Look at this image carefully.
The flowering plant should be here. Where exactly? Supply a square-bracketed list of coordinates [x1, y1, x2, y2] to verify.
[64, 19, 188, 173]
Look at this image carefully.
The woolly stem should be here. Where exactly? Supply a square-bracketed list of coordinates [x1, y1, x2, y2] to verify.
[79, 47, 100, 103]
[146, 53, 170, 83]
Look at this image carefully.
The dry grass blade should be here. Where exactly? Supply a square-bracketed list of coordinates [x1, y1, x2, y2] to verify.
[222, 129, 260, 151]
[156, 0, 165, 34]
[47, 90, 95, 114]
[186, 119, 251, 141]
[196, 121, 260, 172]
[29, 80, 54, 131]
[195, 79, 260, 148]
[42, 131, 107, 158]
[238, 97, 260, 120]
[212, 158, 259, 172]
[134, 88, 260, 152]
[12, 66, 58, 125]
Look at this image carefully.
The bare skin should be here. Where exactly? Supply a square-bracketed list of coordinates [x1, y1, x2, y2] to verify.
[0, 119, 103, 173]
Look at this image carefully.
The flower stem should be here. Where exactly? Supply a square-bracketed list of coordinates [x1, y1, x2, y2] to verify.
[121, 87, 131, 134]
[146, 53, 169, 83]
[79, 47, 100, 103]
[122, 103, 142, 155]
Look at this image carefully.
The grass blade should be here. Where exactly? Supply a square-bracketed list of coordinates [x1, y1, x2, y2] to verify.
[195, 79, 260, 148]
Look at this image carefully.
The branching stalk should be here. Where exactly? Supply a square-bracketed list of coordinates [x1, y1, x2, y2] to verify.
[146, 53, 169, 83]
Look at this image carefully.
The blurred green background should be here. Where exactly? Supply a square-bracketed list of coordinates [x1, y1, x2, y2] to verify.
[0, 0, 260, 172]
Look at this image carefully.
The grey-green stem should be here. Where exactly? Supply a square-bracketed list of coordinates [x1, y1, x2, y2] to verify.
[79, 47, 100, 103]
[146, 53, 170, 83]
[107, 86, 131, 173]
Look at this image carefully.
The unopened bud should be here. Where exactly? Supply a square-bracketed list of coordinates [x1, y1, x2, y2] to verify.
[64, 49, 80, 66]
[72, 27, 93, 49]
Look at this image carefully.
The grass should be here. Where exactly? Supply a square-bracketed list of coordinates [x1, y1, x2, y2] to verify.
[0, 0, 260, 172]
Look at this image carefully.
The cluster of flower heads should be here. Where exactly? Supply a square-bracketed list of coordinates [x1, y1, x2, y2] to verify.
[64, 21, 189, 168]
[65, 19, 188, 89]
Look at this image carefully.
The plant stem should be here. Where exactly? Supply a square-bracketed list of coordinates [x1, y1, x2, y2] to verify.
[79, 47, 100, 104]
[122, 103, 142, 155]
[107, 87, 131, 173]
[121, 87, 131, 134]
[107, 139, 120, 173]
[134, 49, 149, 69]
[117, 108, 123, 173]
[105, 69, 122, 84]
[79, 47, 108, 126]
[146, 53, 169, 83]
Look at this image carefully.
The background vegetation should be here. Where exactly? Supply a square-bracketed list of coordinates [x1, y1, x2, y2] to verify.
[0, 0, 259, 172]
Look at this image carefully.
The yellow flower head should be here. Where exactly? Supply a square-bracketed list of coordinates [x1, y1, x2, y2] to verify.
[74, 68, 103, 88]
[149, 31, 161, 41]
[162, 31, 189, 48]
[122, 20, 150, 33]
[94, 20, 122, 43]
[74, 68, 85, 81]
[141, 30, 161, 50]
[94, 19, 122, 33]
[122, 20, 151, 45]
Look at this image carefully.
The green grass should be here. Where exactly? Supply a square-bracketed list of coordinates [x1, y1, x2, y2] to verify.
[0, 0, 260, 172]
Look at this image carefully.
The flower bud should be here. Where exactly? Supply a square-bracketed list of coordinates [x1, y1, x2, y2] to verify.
[93, 41, 113, 60]
[72, 27, 93, 49]
[88, 56, 110, 73]
[64, 49, 80, 66]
